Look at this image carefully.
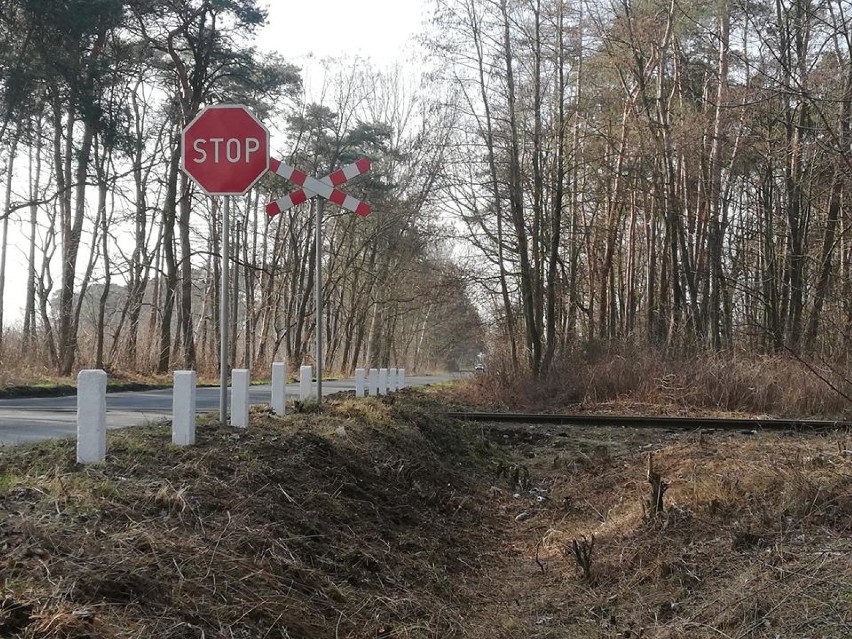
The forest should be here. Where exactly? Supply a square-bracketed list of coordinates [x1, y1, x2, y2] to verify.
[0, 0, 484, 378]
[1, 0, 851, 384]
[433, 0, 852, 379]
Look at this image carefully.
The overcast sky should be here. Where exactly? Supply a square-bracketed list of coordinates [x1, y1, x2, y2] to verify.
[258, 0, 428, 68]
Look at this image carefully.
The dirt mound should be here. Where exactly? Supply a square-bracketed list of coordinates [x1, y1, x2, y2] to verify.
[0, 394, 499, 638]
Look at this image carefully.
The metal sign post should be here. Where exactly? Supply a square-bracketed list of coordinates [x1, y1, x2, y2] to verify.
[315, 198, 324, 403]
[181, 105, 269, 426]
[219, 195, 230, 424]
[265, 158, 372, 406]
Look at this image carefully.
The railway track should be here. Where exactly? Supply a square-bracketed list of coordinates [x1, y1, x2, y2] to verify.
[445, 411, 852, 432]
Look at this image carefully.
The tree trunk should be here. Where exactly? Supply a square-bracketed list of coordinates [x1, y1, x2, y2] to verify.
[158, 139, 181, 373]
[24, 119, 43, 348]
[0, 135, 18, 350]
[179, 172, 197, 368]
[500, 0, 541, 375]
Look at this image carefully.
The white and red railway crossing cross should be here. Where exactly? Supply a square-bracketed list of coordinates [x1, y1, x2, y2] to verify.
[265, 157, 372, 217]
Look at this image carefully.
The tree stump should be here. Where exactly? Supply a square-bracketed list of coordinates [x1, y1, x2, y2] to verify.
[646, 452, 668, 519]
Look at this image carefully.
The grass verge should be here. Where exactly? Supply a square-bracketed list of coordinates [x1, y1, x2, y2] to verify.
[0, 392, 498, 638]
[2, 389, 851, 637]
[458, 349, 852, 418]
[460, 420, 852, 638]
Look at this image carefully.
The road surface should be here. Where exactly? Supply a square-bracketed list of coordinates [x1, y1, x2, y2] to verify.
[0, 374, 456, 445]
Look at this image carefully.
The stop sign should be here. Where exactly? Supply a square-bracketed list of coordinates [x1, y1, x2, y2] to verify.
[181, 104, 270, 195]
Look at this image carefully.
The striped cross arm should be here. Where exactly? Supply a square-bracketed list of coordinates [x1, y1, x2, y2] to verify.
[265, 158, 372, 218]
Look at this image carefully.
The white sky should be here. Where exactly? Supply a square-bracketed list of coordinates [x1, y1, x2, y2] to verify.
[258, 1, 428, 68]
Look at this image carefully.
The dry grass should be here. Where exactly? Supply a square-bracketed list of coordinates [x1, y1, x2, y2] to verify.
[0, 393, 499, 638]
[459, 348, 852, 418]
[2, 390, 851, 637]
[462, 421, 852, 638]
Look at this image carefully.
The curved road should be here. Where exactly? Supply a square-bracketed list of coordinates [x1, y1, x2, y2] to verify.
[0, 374, 456, 445]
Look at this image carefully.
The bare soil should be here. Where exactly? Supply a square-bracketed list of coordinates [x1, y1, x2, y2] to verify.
[0, 389, 851, 638]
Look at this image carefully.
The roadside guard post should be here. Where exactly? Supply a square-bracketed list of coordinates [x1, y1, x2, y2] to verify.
[77, 369, 107, 463]
[172, 370, 197, 445]
[181, 105, 270, 426]
[369, 368, 379, 396]
[271, 362, 287, 415]
[232, 369, 250, 428]
[300, 366, 312, 400]
[355, 368, 366, 398]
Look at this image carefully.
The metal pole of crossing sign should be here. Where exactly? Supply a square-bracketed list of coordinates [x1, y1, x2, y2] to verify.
[264, 157, 372, 408]
[316, 198, 324, 405]
[220, 195, 230, 425]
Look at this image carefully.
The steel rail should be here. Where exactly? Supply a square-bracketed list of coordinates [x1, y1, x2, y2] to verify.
[444, 412, 852, 432]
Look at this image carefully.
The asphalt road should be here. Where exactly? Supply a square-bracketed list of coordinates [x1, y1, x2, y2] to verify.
[0, 374, 456, 445]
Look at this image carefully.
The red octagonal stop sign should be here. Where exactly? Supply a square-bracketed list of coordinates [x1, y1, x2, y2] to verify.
[181, 104, 270, 195]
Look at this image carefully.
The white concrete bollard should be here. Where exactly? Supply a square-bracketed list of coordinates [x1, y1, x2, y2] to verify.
[378, 368, 389, 396]
[300, 365, 312, 400]
[355, 368, 366, 398]
[389, 368, 399, 392]
[231, 369, 250, 428]
[368, 368, 379, 396]
[399, 368, 406, 389]
[271, 362, 287, 415]
[172, 370, 197, 446]
[77, 369, 107, 464]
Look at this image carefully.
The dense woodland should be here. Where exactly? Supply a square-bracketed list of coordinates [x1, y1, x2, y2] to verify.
[434, 0, 852, 377]
[0, 0, 850, 380]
